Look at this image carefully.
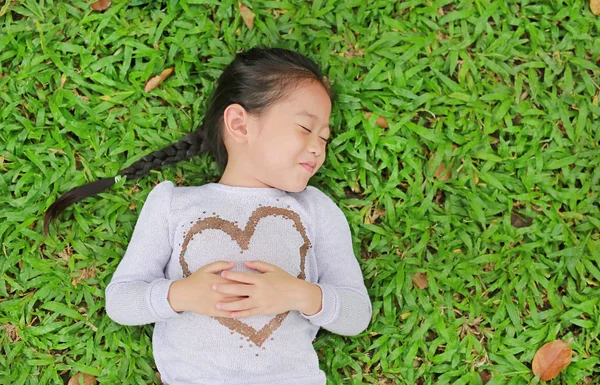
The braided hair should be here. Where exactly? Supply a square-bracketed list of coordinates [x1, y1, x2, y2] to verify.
[43, 46, 335, 237]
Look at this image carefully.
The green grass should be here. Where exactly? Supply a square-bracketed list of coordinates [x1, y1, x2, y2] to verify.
[1, 0, 599, 384]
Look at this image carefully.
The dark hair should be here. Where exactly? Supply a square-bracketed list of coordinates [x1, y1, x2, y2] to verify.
[42, 46, 336, 237]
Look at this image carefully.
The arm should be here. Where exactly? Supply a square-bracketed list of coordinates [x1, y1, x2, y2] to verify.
[104, 180, 183, 326]
[298, 188, 373, 336]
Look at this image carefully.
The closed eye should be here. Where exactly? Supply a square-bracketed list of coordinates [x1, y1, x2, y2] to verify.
[299, 125, 330, 143]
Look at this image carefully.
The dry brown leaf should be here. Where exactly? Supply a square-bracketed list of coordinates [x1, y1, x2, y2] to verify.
[479, 370, 492, 384]
[72, 267, 97, 287]
[532, 340, 572, 381]
[412, 273, 428, 289]
[510, 212, 533, 228]
[591, 0, 600, 15]
[364, 112, 389, 128]
[433, 162, 451, 180]
[270, 9, 288, 16]
[364, 207, 385, 225]
[1, 323, 19, 342]
[429, 152, 452, 181]
[144, 67, 174, 93]
[58, 74, 67, 90]
[68, 372, 97, 385]
[90, 0, 111, 11]
[73, 89, 89, 102]
[375, 116, 389, 128]
[239, 2, 255, 30]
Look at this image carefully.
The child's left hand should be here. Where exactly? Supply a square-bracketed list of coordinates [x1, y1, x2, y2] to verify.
[212, 260, 306, 318]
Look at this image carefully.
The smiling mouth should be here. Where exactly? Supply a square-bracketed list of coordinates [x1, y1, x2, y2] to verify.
[300, 163, 314, 173]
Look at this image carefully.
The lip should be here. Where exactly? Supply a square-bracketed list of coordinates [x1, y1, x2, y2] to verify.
[300, 163, 315, 173]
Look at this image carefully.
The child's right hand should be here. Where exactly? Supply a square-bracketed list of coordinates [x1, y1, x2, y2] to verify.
[168, 261, 245, 317]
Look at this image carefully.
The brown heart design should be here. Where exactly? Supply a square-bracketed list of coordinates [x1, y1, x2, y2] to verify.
[178, 205, 311, 348]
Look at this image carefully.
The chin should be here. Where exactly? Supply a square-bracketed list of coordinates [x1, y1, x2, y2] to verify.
[285, 181, 308, 193]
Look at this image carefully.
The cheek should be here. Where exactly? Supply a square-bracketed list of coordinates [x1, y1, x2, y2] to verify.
[257, 136, 294, 166]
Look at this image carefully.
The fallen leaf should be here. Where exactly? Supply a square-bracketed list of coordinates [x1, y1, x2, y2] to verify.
[270, 9, 288, 16]
[532, 340, 572, 381]
[364, 111, 389, 128]
[591, 0, 600, 15]
[68, 372, 97, 385]
[90, 0, 111, 11]
[73, 89, 89, 102]
[58, 74, 67, 90]
[144, 67, 174, 93]
[412, 273, 428, 289]
[428, 152, 452, 181]
[433, 162, 451, 180]
[479, 370, 492, 384]
[364, 207, 385, 225]
[511, 212, 533, 228]
[239, 2, 255, 30]
[72, 267, 96, 287]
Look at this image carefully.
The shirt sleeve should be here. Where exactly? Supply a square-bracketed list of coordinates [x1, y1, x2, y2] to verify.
[104, 180, 183, 326]
[299, 188, 373, 336]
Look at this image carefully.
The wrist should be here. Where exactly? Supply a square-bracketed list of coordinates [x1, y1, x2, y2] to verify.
[298, 281, 323, 316]
[167, 280, 186, 313]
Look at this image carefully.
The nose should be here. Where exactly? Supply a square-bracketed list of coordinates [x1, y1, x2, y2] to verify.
[306, 136, 323, 158]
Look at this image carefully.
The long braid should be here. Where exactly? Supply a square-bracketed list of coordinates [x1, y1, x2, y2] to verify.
[42, 128, 208, 236]
[119, 129, 207, 181]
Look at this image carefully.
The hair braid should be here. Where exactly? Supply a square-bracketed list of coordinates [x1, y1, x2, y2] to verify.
[119, 129, 207, 181]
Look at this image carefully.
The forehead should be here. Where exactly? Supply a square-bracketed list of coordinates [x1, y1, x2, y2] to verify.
[279, 82, 331, 124]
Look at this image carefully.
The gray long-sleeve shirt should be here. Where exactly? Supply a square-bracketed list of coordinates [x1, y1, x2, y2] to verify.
[104, 180, 372, 385]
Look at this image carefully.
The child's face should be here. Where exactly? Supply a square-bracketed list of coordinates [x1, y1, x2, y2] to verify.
[247, 80, 332, 192]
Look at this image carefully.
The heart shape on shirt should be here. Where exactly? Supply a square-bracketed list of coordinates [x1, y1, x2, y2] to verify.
[178, 206, 311, 347]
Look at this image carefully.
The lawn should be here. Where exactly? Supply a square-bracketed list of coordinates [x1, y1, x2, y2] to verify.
[0, 0, 599, 384]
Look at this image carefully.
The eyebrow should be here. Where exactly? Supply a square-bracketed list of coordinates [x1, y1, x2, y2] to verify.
[295, 111, 331, 131]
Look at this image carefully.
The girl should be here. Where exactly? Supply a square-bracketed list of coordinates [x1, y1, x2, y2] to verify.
[43, 46, 372, 385]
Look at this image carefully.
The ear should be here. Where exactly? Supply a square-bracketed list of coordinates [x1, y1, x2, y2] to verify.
[223, 104, 251, 144]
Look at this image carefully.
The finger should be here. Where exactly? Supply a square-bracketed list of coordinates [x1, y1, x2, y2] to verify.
[231, 307, 260, 318]
[221, 270, 259, 284]
[201, 261, 235, 273]
[217, 298, 253, 312]
[213, 283, 252, 296]
[244, 260, 273, 272]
